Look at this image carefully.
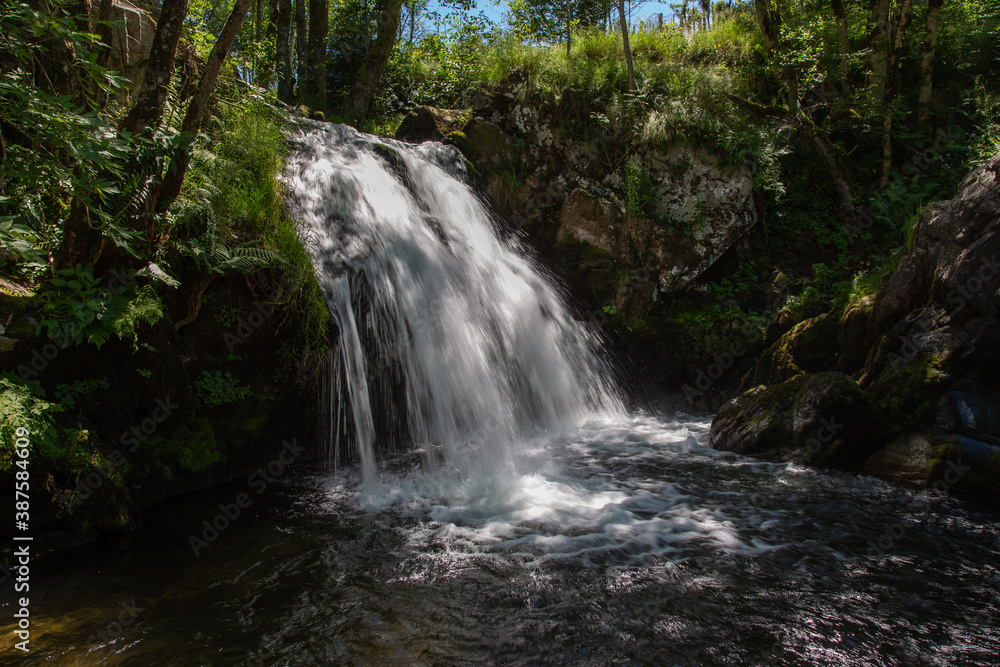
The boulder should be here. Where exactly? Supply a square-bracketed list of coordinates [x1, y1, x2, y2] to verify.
[395, 106, 469, 144]
[643, 147, 757, 293]
[711, 154, 1000, 495]
[556, 188, 620, 256]
[738, 313, 840, 391]
[711, 371, 874, 467]
[95, 0, 156, 90]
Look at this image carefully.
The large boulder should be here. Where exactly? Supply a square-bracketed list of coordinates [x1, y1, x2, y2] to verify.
[712, 154, 1000, 495]
[710, 371, 874, 467]
[395, 106, 469, 144]
[93, 0, 156, 90]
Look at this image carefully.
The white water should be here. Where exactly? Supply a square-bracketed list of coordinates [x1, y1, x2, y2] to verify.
[286, 124, 623, 490]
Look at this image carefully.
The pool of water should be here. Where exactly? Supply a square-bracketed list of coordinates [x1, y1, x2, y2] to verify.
[4, 413, 999, 666]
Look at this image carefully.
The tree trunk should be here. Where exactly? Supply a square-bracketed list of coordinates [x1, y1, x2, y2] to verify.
[275, 0, 293, 101]
[753, 0, 781, 52]
[155, 0, 255, 214]
[95, 0, 115, 68]
[617, 0, 635, 91]
[868, 0, 891, 103]
[918, 0, 942, 124]
[879, 0, 912, 188]
[307, 0, 328, 112]
[803, 123, 856, 223]
[409, 0, 415, 43]
[346, 0, 403, 119]
[119, 0, 189, 134]
[258, 0, 278, 87]
[830, 0, 850, 89]
[72, 0, 92, 37]
[295, 0, 308, 101]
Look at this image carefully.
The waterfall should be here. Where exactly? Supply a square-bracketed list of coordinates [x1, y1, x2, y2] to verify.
[285, 123, 623, 486]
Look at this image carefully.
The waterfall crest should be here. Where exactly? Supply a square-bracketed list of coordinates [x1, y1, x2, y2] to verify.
[286, 124, 623, 485]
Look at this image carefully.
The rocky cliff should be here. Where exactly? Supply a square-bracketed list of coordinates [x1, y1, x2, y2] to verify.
[395, 99, 758, 325]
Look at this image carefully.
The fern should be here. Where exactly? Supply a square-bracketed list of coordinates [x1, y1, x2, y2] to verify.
[107, 285, 164, 349]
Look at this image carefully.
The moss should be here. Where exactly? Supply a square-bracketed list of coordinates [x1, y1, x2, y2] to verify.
[869, 355, 945, 437]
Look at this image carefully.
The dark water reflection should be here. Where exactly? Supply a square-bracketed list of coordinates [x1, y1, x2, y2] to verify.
[3, 414, 999, 666]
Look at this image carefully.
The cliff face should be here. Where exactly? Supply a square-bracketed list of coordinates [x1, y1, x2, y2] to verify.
[395, 101, 758, 325]
[711, 155, 1000, 496]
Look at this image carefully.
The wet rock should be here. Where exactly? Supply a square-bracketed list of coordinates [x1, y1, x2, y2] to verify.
[862, 430, 1000, 494]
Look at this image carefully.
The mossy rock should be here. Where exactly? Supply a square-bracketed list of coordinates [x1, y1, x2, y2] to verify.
[868, 354, 946, 438]
[454, 117, 520, 174]
[741, 314, 839, 390]
[295, 104, 311, 118]
[711, 371, 875, 467]
[837, 294, 874, 372]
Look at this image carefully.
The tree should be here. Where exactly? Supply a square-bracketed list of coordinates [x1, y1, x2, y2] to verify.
[272, 0, 294, 101]
[879, 0, 913, 187]
[308, 0, 328, 111]
[739, 0, 857, 223]
[617, 0, 635, 91]
[295, 0, 308, 101]
[566, 0, 572, 57]
[119, 0, 189, 134]
[346, 0, 403, 119]
[155, 0, 256, 215]
[830, 0, 851, 89]
[918, 0, 943, 124]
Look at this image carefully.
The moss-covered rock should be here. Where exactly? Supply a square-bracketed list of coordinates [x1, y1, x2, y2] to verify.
[712, 371, 874, 467]
[740, 314, 840, 390]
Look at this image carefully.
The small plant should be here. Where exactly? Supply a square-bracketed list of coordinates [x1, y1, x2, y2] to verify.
[195, 371, 253, 407]
[624, 157, 649, 219]
[216, 303, 240, 328]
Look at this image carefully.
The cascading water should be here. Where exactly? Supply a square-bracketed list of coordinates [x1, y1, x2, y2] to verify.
[285, 123, 623, 487]
[10, 123, 1000, 666]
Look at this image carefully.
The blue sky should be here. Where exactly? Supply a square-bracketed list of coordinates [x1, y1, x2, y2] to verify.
[424, 0, 681, 32]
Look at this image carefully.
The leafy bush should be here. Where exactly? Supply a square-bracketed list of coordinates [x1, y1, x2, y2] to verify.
[195, 371, 253, 406]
